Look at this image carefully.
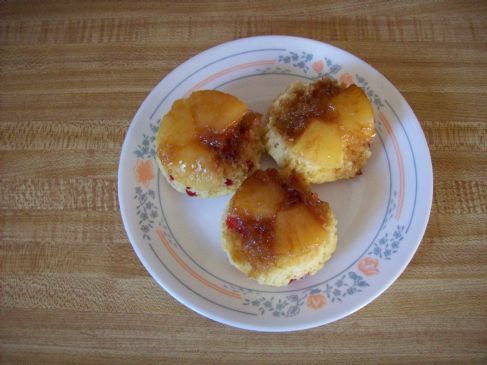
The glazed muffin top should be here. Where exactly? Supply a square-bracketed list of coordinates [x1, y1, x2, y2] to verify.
[156, 90, 264, 197]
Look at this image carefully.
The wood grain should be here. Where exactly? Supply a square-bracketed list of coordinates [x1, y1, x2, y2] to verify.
[1, 1, 486, 364]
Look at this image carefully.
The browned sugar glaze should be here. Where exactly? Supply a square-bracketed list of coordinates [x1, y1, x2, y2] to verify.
[226, 169, 329, 270]
[274, 79, 343, 139]
[200, 111, 260, 163]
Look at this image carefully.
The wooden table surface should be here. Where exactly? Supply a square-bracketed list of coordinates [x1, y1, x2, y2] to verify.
[1, 1, 486, 363]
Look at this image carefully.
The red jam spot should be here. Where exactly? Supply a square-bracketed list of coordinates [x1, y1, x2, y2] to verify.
[246, 160, 254, 172]
[225, 178, 233, 186]
[185, 188, 197, 197]
[169, 174, 174, 181]
[226, 215, 244, 234]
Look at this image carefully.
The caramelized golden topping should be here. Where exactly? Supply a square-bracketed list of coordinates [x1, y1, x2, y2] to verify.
[274, 79, 342, 139]
[199, 111, 261, 163]
[156, 90, 262, 191]
[226, 169, 330, 271]
[291, 118, 343, 168]
[189, 90, 247, 132]
[272, 80, 375, 170]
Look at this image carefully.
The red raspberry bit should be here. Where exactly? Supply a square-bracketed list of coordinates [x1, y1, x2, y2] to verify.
[169, 174, 174, 181]
[226, 215, 243, 233]
[185, 187, 197, 197]
[246, 160, 254, 172]
[224, 178, 233, 186]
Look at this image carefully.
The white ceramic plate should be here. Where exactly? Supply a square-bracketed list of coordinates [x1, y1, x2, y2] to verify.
[118, 36, 433, 332]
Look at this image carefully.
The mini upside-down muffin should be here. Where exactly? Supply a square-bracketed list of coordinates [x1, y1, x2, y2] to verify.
[265, 79, 376, 184]
[156, 90, 263, 197]
[221, 168, 337, 287]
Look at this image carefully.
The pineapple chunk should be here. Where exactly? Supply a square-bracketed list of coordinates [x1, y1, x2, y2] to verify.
[157, 99, 196, 145]
[169, 140, 221, 187]
[331, 85, 375, 138]
[274, 204, 327, 256]
[189, 90, 247, 133]
[290, 84, 374, 167]
[291, 118, 343, 167]
[231, 171, 284, 220]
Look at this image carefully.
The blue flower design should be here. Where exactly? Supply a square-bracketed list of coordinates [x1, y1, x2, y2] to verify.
[276, 51, 315, 73]
[134, 123, 158, 159]
[286, 305, 300, 317]
[355, 74, 384, 108]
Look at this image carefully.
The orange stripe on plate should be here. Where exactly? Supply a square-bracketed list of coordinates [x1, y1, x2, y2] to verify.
[187, 60, 276, 93]
[156, 229, 241, 299]
[380, 111, 405, 220]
